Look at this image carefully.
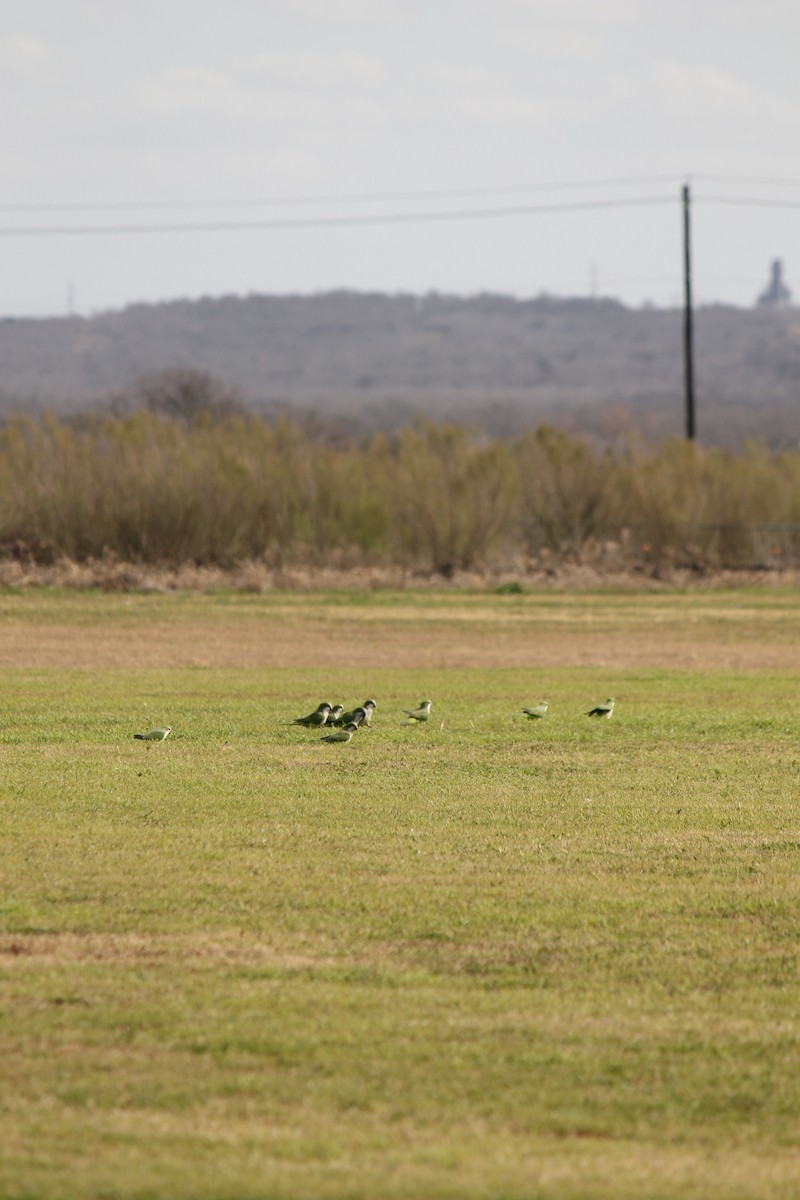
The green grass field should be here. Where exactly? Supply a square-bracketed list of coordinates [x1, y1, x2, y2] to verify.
[2, 589, 800, 1199]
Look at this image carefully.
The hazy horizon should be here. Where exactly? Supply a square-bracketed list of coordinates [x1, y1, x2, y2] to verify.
[3, 2, 800, 318]
[3, 277, 792, 324]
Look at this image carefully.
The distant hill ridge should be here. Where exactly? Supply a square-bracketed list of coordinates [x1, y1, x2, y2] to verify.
[1, 290, 799, 447]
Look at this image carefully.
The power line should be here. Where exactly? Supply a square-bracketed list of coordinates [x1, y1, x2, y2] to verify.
[696, 194, 800, 210]
[0, 189, 796, 239]
[0, 194, 676, 238]
[0, 196, 678, 237]
[4, 173, 799, 218]
[0, 175, 681, 215]
[693, 173, 800, 190]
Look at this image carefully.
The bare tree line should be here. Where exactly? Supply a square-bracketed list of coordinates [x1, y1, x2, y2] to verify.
[1, 409, 799, 573]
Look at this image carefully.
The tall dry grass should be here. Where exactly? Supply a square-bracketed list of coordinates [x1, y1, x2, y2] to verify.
[1, 411, 799, 572]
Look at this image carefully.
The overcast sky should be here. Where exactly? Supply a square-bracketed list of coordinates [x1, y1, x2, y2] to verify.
[2, 0, 799, 316]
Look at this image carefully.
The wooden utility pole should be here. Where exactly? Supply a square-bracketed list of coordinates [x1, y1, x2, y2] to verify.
[682, 183, 696, 440]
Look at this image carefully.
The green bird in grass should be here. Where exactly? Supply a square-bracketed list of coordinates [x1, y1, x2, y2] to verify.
[402, 700, 432, 723]
[336, 700, 376, 727]
[321, 722, 359, 744]
[133, 726, 171, 741]
[587, 697, 615, 719]
[327, 705, 344, 726]
[292, 703, 333, 728]
[522, 701, 549, 719]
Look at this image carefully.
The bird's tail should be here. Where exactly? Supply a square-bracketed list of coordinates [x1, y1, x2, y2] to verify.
[133, 734, 144, 740]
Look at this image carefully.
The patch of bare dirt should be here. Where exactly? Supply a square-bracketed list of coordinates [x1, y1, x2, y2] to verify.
[3, 559, 800, 670]
[1, 610, 798, 670]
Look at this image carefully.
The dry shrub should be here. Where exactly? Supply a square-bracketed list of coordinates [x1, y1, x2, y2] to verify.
[1, 412, 799, 575]
[515, 425, 619, 558]
[390, 423, 514, 573]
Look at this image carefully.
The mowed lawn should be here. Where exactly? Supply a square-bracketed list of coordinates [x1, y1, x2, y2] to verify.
[2, 588, 800, 1199]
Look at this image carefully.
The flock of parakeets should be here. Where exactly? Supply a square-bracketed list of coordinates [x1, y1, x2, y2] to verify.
[132, 697, 615, 745]
[286, 695, 615, 745]
[289, 698, 433, 744]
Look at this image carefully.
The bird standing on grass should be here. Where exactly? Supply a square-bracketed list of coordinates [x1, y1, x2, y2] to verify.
[327, 705, 344, 726]
[587, 698, 615, 718]
[402, 700, 432, 724]
[336, 700, 376, 727]
[321, 722, 358, 744]
[292, 703, 333, 728]
[335, 706, 366, 728]
[522, 701, 549, 719]
[134, 726, 171, 741]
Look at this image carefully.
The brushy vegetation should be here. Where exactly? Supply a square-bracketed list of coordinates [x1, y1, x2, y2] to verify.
[2, 411, 800, 572]
[2, 588, 800, 1198]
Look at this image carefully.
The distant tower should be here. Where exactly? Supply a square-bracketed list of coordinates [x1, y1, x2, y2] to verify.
[756, 259, 792, 308]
